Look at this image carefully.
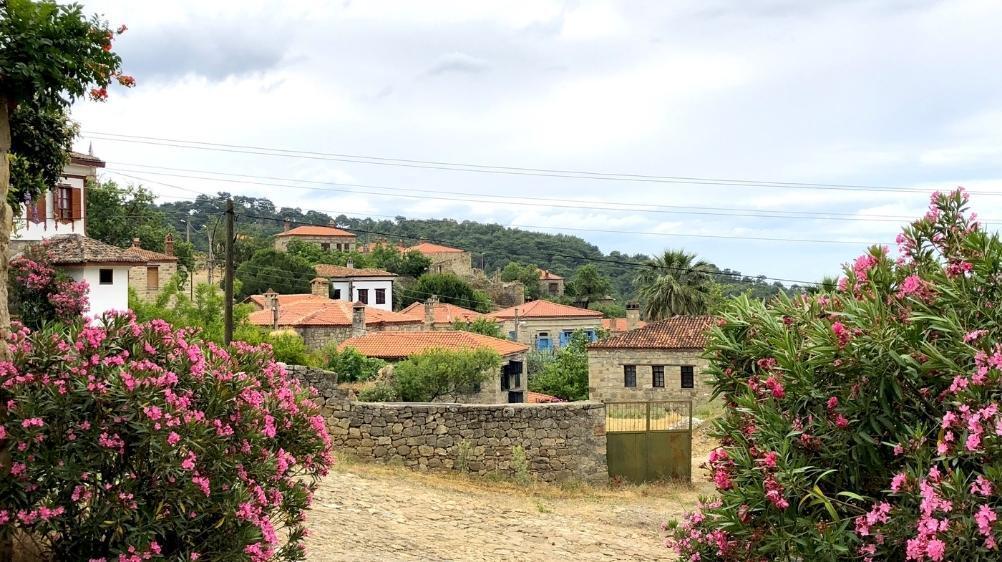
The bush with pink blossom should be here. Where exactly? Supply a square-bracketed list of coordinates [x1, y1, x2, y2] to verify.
[9, 244, 89, 330]
[0, 312, 333, 560]
[667, 189, 1002, 560]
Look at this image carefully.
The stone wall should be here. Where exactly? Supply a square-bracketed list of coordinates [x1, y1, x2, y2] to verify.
[427, 251, 473, 277]
[128, 261, 178, 301]
[587, 348, 712, 404]
[284, 364, 341, 395]
[500, 317, 604, 350]
[324, 401, 607, 483]
[297, 322, 425, 351]
[274, 234, 356, 252]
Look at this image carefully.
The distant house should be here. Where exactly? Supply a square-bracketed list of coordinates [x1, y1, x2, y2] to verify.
[487, 299, 604, 351]
[273, 224, 357, 252]
[123, 235, 178, 301]
[245, 292, 332, 311]
[586, 315, 716, 404]
[538, 269, 565, 297]
[337, 330, 528, 403]
[315, 262, 396, 311]
[42, 234, 144, 317]
[399, 296, 485, 330]
[13, 151, 104, 251]
[406, 242, 473, 276]
[247, 296, 421, 349]
[600, 303, 645, 334]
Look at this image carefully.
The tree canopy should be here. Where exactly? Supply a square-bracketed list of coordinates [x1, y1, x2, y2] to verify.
[403, 273, 493, 313]
[566, 264, 613, 309]
[235, 248, 315, 298]
[635, 250, 715, 320]
[500, 261, 542, 300]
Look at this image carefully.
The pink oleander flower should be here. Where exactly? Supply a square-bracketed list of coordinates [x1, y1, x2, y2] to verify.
[764, 376, 785, 399]
[891, 472, 908, 493]
[971, 475, 993, 497]
[835, 414, 849, 429]
[826, 396, 839, 411]
[762, 451, 778, 469]
[926, 538, 946, 561]
[832, 322, 851, 348]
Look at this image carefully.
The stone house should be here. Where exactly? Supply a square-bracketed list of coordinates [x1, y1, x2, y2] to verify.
[586, 315, 716, 404]
[273, 224, 357, 252]
[398, 296, 485, 330]
[123, 235, 178, 301]
[538, 269, 565, 297]
[337, 330, 529, 403]
[246, 294, 422, 349]
[42, 234, 145, 317]
[488, 299, 604, 351]
[314, 262, 396, 311]
[600, 303, 646, 334]
[406, 242, 473, 276]
[13, 151, 104, 252]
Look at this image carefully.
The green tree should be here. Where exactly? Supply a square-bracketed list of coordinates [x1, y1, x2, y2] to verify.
[320, 346, 387, 382]
[130, 277, 261, 345]
[500, 261, 542, 300]
[589, 301, 626, 318]
[452, 317, 503, 338]
[635, 250, 714, 320]
[0, 0, 133, 349]
[235, 248, 315, 298]
[388, 348, 502, 402]
[406, 273, 493, 312]
[528, 331, 590, 401]
[566, 264, 613, 309]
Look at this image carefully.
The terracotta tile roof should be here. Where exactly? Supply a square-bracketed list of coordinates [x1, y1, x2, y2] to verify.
[69, 151, 105, 168]
[123, 246, 177, 263]
[399, 301, 485, 324]
[488, 300, 603, 320]
[407, 242, 466, 254]
[314, 264, 395, 278]
[247, 300, 419, 328]
[337, 330, 528, 359]
[275, 225, 356, 238]
[588, 315, 716, 350]
[42, 235, 145, 266]
[601, 317, 648, 332]
[538, 269, 563, 280]
[527, 391, 564, 404]
[245, 293, 332, 309]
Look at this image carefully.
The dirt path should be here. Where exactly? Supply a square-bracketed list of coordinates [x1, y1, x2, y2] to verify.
[304, 426, 717, 561]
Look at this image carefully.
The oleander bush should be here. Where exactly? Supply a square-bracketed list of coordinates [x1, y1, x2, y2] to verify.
[9, 243, 89, 330]
[0, 312, 333, 561]
[668, 189, 1002, 561]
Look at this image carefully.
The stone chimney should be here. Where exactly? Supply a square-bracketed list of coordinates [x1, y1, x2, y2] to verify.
[283, 219, 290, 232]
[164, 233, 174, 256]
[131, 238, 141, 249]
[626, 302, 641, 330]
[346, 259, 354, 269]
[352, 302, 366, 337]
[423, 295, 439, 330]
[310, 277, 330, 298]
[264, 289, 279, 329]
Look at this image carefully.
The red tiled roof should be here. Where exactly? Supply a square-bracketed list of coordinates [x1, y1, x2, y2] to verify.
[601, 317, 648, 332]
[247, 300, 420, 328]
[488, 300, 603, 320]
[314, 264, 395, 278]
[245, 293, 332, 309]
[275, 225, 356, 238]
[399, 301, 485, 324]
[588, 315, 716, 350]
[123, 246, 177, 263]
[538, 269, 563, 280]
[337, 330, 527, 359]
[527, 391, 564, 404]
[42, 235, 145, 266]
[407, 242, 465, 254]
[69, 151, 105, 168]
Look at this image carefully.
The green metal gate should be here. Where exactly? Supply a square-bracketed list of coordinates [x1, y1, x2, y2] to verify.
[606, 401, 692, 484]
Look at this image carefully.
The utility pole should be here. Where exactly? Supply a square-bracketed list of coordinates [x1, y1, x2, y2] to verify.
[207, 228, 214, 286]
[223, 198, 235, 345]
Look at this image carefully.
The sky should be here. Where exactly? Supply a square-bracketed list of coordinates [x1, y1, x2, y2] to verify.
[70, 0, 1002, 284]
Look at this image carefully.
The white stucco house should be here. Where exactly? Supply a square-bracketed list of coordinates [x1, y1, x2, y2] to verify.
[12, 151, 103, 250]
[43, 235, 144, 317]
[314, 262, 396, 312]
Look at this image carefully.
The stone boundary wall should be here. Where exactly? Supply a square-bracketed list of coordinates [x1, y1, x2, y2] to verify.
[326, 401, 607, 484]
[284, 364, 349, 403]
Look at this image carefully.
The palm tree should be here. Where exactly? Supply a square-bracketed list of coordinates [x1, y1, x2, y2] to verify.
[635, 250, 714, 320]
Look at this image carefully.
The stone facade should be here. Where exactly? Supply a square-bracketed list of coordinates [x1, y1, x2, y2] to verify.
[587, 348, 712, 404]
[128, 261, 178, 301]
[324, 400, 607, 483]
[274, 233, 356, 252]
[427, 251, 473, 277]
[499, 317, 603, 351]
[297, 322, 423, 350]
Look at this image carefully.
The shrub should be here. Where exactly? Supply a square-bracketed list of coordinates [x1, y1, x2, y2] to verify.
[321, 346, 386, 382]
[528, 331, 589, 401]
[452, 317, 503, 339]
[356, 382, 400, 402]
[360, 348, 502, 402]
[267, 330, 318, 367]
[667, 189, 1002, 561]
[9, 244, 89, 329]
[0, 312, 333, 560]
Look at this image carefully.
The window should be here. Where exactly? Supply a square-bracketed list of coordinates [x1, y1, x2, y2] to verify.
[146, 266, 159, 290]
[56, 186, 72, 220]
[652, 365, 665, 388]
[357, 288, 369, 304]
[375, 288, 386, 304]
[501, 370, 510, 391]
[507, 391, 524, 404]
[321, 243, 331, 251]
[508, 331, 517, 341]
[624, 365, 637, 388]
[336, 243, 343, 251]
[333, 289, 342, 300]
[536, 332, 551, 351]
[549, 282, 559, 294]
[99, 269, 113, 285]
[681, 365, 695, 389]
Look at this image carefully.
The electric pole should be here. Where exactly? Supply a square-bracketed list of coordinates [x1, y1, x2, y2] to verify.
[223, 198, 235, 345]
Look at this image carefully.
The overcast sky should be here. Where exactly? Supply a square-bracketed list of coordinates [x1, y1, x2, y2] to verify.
[71, 0, 1002, 284]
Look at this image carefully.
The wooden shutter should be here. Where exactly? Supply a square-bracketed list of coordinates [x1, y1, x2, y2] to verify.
[70, 187, 83, 220]
[147, 266, 160, 291]
[30, 196, 46, 224]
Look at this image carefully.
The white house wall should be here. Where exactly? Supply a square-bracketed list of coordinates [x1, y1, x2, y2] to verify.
[329, 277, 394, 311]
[12, 173, 86, 241]
[66, 265, 131, 319]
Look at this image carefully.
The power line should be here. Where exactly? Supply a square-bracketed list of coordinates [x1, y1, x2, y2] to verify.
[84, 130, 988, 195]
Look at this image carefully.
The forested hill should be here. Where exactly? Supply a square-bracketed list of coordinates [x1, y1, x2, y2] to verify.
[157, 193, 798, 299]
